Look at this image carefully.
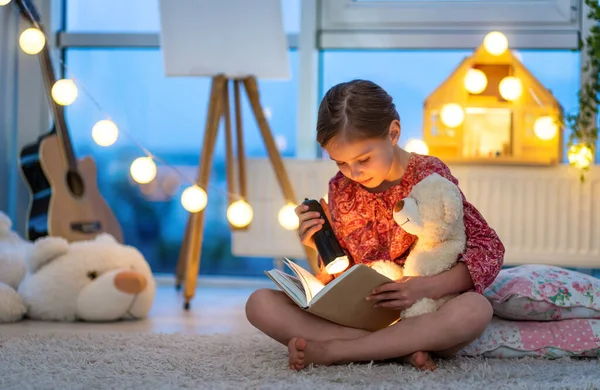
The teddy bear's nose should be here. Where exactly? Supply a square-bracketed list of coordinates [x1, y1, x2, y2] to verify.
[394, 200, 404, 212]
[114, 270, 147, 294]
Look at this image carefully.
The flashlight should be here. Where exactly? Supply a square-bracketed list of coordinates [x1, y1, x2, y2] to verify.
[302, 198, 350, 275]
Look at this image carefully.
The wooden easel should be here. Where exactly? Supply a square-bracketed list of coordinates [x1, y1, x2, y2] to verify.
[175, 74, 318, 309]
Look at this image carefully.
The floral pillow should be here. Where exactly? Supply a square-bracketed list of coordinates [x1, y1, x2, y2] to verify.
[484, 265, 600, 321]
[458, 316, 600, 359]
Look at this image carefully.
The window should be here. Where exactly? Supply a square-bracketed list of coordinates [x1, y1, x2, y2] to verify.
[66, 0, 301, 34]
[320, 0, 580, 50]
[321, 49, 580, 161]
[64, 48, 299, 276]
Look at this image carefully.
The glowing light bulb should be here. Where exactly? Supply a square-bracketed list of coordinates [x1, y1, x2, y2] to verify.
[51, 79, 78, 106]
[227, 200, 254, 228]
[567, 144, 594, 170]
[483, 31, 508, 56]
[181, 185, 208, 213]
[278, 203, 299, 230]
[19, 28, 45, 55]
[533, 116, 558, 141]
[499, 76, 522, 101]
[405, 139, 429, 155]
[0, 0, 13, 6]
[464, 69, 488, 94]
[92, 120, 119, 147]
[130, 157, 157, 184]
[440, 103, 465, 128]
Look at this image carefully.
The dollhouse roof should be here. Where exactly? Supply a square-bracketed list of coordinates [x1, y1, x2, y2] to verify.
[424, 45, 562, 110]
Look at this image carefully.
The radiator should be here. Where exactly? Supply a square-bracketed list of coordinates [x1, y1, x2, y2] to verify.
[231, 159, 600, 268]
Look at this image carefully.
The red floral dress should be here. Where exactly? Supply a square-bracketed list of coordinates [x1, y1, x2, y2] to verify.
[317, 152, 505, 294]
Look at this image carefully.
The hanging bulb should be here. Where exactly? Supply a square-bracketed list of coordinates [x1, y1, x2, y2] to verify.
[440, 103, 465, 128]
[464, 68, 488, 94]
[499, 76, 523, 101]
[533, 116, 558, 141]
[51, 79, 78, 106]
[92, 119, 119, 147]
[567, 144, 594, 170]
[405, 139, 429, 155]
[278, 203, 299, 230]
[181, 185, 208, 213]
[0, 0, 13, 6]
[227, 200, 254, 228]
[130, 157, 157, 184]
[483, 31, 508, 56]
[19, 28, 45, 55]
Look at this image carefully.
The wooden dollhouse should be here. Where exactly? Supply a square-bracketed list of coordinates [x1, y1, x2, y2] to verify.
[423, 33, 564, 165]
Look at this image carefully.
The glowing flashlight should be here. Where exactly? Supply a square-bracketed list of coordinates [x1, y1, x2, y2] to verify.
[302, 198, 350, 275]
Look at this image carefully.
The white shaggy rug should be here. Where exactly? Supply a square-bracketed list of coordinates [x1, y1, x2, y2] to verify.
[1, 331, 598, 390]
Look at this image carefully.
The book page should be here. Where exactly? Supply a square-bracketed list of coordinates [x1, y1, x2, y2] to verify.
[283, 258, 325, 304]
[264, 269, 307, 307]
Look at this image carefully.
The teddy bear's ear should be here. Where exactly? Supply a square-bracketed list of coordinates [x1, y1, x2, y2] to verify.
[0, 211, 12, 237]
[28, 236, 69, 273]
[94, 233, 118, 244]
[443, 188, 463, 224]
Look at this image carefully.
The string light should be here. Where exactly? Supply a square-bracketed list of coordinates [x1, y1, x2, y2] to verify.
[92, 119, 119, 147]
[19, 28, 45, 55]
[0, 0, 12, 6]
[278, 203, 299, 230]
[405, 139, 429, 155]
[533, 116, 558, 141]
[51, 79, 78, 106]
[464, 68, 487, 94]
[440, 103, 465, 128]
[227, 200, 254, 228]
[181, 185, 208, 213]
[483, 31, 508, 56]
[130, 157, 157, 184]
[499, 76, 523, 101]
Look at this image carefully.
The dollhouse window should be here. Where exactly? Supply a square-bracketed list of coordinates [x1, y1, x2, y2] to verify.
[462, 108, 512, 158]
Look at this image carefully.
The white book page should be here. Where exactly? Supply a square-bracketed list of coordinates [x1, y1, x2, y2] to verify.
[265, 269, 307, 307]
[283, 258, 325, 304]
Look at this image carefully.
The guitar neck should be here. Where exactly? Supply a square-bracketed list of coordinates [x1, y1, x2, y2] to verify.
[16, 0, 78, 171]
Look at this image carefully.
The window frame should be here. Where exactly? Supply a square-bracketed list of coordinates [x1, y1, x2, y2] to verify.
[319, 0, 581, 50]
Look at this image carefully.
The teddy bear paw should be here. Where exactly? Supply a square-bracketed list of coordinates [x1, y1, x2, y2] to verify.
[0, 283, 27, 323]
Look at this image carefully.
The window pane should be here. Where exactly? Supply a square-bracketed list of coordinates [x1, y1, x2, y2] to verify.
[64, 48, 299, 276]
[321, 50, 580, 162]
[66, 0, 300, 34]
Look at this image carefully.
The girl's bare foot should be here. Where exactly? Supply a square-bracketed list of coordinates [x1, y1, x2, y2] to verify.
[403, 351, 437, 371]
[288, 337, 334, 371]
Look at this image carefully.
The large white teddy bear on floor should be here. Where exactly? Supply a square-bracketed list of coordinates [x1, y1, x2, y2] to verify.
[0, 211, 156, 323]
[0, 212, 32, 322]
[370, 173, 466, 318]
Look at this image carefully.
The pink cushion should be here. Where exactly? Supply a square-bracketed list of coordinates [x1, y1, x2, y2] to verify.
[484, 265, 600, 321]
[459, 316, 600, 358]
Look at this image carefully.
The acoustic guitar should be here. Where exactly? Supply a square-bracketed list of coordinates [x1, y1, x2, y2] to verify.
[15, 0, 124, 243]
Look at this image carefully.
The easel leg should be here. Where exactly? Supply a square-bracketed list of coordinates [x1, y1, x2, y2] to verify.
[178, 75, 227, 309]
[242, 77, 319, 273]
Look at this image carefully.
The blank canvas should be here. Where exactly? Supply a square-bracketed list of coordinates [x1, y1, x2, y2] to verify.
[158, 0, 290, 80]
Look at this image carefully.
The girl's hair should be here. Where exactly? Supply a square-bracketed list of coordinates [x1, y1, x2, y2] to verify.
[316, 79, 400, 148]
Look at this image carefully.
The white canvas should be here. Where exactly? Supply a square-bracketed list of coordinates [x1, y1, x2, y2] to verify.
[158, 0, 290, 79]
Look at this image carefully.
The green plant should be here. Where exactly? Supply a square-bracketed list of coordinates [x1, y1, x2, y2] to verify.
[566, 0, 600, 181]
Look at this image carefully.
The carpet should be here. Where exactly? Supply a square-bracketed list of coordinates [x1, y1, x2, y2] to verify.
[0, 331, 598, 390]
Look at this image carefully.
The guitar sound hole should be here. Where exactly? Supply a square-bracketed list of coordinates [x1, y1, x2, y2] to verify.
[66, 170, 85, 198]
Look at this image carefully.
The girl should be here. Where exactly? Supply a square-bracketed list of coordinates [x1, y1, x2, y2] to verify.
[245, 80, 505, 371]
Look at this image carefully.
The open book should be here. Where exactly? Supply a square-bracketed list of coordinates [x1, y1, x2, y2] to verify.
[265, 258, 401, 332]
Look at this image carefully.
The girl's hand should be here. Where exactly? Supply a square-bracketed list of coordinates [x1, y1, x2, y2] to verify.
[366, 276, 430, 311]
[295, 198, 330, 251]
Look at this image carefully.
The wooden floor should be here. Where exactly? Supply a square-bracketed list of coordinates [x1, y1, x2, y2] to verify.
[0, 277, 272, 336]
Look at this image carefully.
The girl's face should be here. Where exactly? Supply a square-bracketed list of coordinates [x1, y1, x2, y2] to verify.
[325, 122, 400, 189]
